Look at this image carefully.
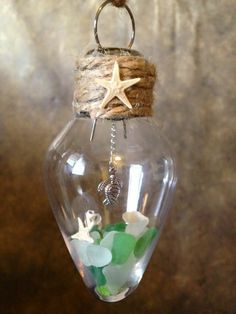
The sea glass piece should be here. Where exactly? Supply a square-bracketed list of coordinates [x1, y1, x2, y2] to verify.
[90, 225, 100, 233]
[87, 244, 112, 267]
[96, 285, 111, 297]
[70, 239, 91, 266]
[111, 232, 136, 264]
[103, 222, 126, 233]
[90, 231, 102, 243]
[123, 211, 149, 237]
[103, 254, 137, 295]
[134, 227, 158, 258]
[100, 231, 118, 250]
[89, 266, 106, 286]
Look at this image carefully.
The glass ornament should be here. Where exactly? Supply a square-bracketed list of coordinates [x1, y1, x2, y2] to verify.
[45, 0, 177, 303]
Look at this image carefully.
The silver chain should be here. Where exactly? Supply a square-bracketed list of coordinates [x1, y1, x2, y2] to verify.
[97, 122, 122, 206]
[109, 122, 116, 170]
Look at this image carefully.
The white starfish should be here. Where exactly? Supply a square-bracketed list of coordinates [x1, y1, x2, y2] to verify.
[96, 61, 141, 109]
[71, 217, 94, 243]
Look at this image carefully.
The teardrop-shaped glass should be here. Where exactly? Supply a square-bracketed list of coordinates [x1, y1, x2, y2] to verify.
[45, 116, 177, 302]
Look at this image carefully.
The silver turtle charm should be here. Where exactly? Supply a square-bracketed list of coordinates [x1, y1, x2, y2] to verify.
[98, 166, 122, 206]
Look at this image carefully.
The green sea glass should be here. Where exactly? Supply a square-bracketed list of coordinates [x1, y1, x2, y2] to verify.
[103, 222, 126, 233]
[96, 285, 111, 297]
[112, 232, 136, 264]
[89, 266, 106, 286]
[134, 227, 158, 258]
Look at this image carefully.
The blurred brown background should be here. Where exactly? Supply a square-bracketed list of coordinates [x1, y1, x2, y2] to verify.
[0, 0, 235, 313]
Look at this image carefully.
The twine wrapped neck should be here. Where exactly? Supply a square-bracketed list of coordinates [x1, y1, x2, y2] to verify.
[73, 49, 157, 120]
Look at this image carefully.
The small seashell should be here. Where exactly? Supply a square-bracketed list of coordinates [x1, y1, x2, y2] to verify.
[85, 210, 102, 230]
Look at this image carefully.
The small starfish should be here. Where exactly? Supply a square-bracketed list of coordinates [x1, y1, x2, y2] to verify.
[71, 217, 94, 243]
[96, 61, 141, 109]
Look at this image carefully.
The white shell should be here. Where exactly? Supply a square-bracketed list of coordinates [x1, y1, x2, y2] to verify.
[85, 210, 102, 230]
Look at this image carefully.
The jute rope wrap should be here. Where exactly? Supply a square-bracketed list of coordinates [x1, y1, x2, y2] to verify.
[111, 0, 127, 7]
[73, 53, 156, 120]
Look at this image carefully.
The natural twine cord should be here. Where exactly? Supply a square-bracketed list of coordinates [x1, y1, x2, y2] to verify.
[73, 53, 156, 120]
[111, 0, 127, 7]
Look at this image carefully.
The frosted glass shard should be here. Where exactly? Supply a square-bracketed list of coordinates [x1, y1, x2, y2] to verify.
[100, 231, 118, 250]
[70, 239, 91, 266]
[90, 231, 102, 243]
[87, 244, 112, 267]
[123, 211, 149, 237]
[102, 254, 137, 295]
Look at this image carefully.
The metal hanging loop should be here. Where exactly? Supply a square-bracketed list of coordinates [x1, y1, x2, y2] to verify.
[94, 0, 136, 49]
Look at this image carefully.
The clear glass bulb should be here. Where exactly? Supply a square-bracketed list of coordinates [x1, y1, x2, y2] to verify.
[45, 115, 177, 302]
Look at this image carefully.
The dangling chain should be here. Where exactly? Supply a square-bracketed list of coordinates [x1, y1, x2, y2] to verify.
[109, 122, 116, 172]
[98, 123, 122, 206]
